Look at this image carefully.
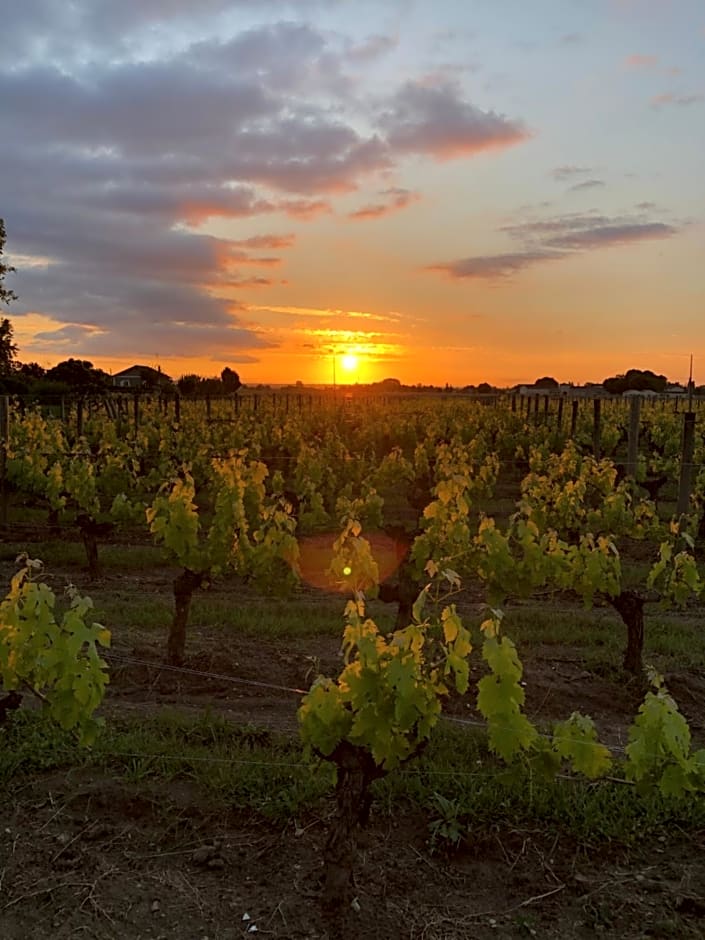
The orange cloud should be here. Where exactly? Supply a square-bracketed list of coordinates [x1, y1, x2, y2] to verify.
[221, 250, 282, 268]
[219, 276, 275, 289]
[230, 234, 296, 249]
[348, 187, 420, 220]
[278, 198, 333, 220]
[624, 53, 658, 68]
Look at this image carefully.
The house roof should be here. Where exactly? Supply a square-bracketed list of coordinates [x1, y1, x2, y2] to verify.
[113, 364, 173, 383]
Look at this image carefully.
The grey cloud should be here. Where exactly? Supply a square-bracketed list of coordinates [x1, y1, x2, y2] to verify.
[216, 126, 392, 194]
[0, 63, 274, 157]
[0, 0, 323, 63]
[189, 22, 351, 97]
[428, 210, 678, 281]
[378, 81, 528, 158]
[15, 262, 239, 326]
[651, 91, 704, 109]
[0, 4, 531, 363]
[508, 212, 679, 248]
[426, 251, 560, 280]
[1, 60, 391, 195]
[500, 213, 615, 239]
[545, 222, 676, 250]
[34, 321, 273, 360]
[551, 165, 593, 181]
[568, 179, 605, 192]
[347, 34, 398, 63]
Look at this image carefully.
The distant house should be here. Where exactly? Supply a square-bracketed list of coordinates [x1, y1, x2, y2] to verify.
[572, 384, 611, 399]
[112, 364, 174, 390]
[623, 388, 658, 398]
[517, 383, 571, 397]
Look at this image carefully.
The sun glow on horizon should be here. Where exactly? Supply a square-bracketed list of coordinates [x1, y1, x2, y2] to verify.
[340, 352, 359, 373]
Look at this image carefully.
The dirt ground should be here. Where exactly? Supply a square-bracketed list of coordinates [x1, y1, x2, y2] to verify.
[2, 555, 705, 938]
[2, 766, 705, 939]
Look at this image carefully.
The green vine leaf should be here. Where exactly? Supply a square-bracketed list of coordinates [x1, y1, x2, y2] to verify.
[0, 563, 110, 744]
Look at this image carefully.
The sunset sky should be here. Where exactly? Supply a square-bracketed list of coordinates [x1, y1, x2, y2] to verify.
[1, 0, 703, 387]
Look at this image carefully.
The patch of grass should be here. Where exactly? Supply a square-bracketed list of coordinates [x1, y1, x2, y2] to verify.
[501, 605, 622, 659]
[374, 722, 705, 844]
[92, 593, 172, 632]
[4, 709, 705, 841]
[95, 544, 164, 569]
[93, 709, 333, 818]
[0, 540, 87, 569]
[0, 539, 162, 574]
[644, 614, 705, 670]
[497, 602, 705, 673]
[188, 594, 346, 637]
[91, 588, 354, 639]
[0, 710, 79, 783]
[0, 708, 331, 821]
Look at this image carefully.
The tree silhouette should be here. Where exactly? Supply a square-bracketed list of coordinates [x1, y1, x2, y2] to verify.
[0, 319, 18, 376]
[0, 219, 18, 307]
[221, 367, 241, 393]
[603, 370, 667, 394]
[46, 359, 111, 396]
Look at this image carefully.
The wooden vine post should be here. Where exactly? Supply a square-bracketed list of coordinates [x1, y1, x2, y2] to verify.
[626, 395, 641, 479]
[592, 397, 601, 459]
[677, 411, 696, 516]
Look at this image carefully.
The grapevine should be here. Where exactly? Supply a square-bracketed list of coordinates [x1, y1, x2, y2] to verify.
[299, 524, 472, 910]
[0, 557, 110, 744]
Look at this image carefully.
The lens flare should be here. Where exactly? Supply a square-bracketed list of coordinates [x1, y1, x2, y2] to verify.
[297, 531, 405, 592]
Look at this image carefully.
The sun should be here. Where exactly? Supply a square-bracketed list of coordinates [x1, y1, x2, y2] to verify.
[340, 353, 358, 373]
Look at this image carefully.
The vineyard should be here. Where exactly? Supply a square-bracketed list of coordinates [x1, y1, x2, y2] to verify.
[1, 391, 705, 939]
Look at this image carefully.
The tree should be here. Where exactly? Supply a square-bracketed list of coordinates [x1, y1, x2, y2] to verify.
[0, 318, 18, 376]
[221, 367, 241, 393]
[17, 362, 45, 380]
[534, 376, 559, 389]
[0, 219, 18, 307]
[603, 369, 668, 395]
[177, 373, 201, 396]
[45, 359, 111, 396]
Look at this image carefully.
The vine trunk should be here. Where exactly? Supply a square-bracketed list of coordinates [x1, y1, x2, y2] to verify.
[611, 590, 645, 675]
[322, 742, 383, 914]
[169, 568, 203, 665]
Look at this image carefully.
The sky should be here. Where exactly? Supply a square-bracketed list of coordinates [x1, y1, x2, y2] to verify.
[1, 0, 704, 388]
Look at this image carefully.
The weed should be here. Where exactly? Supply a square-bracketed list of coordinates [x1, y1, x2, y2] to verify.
[427, 792, 465, 853]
